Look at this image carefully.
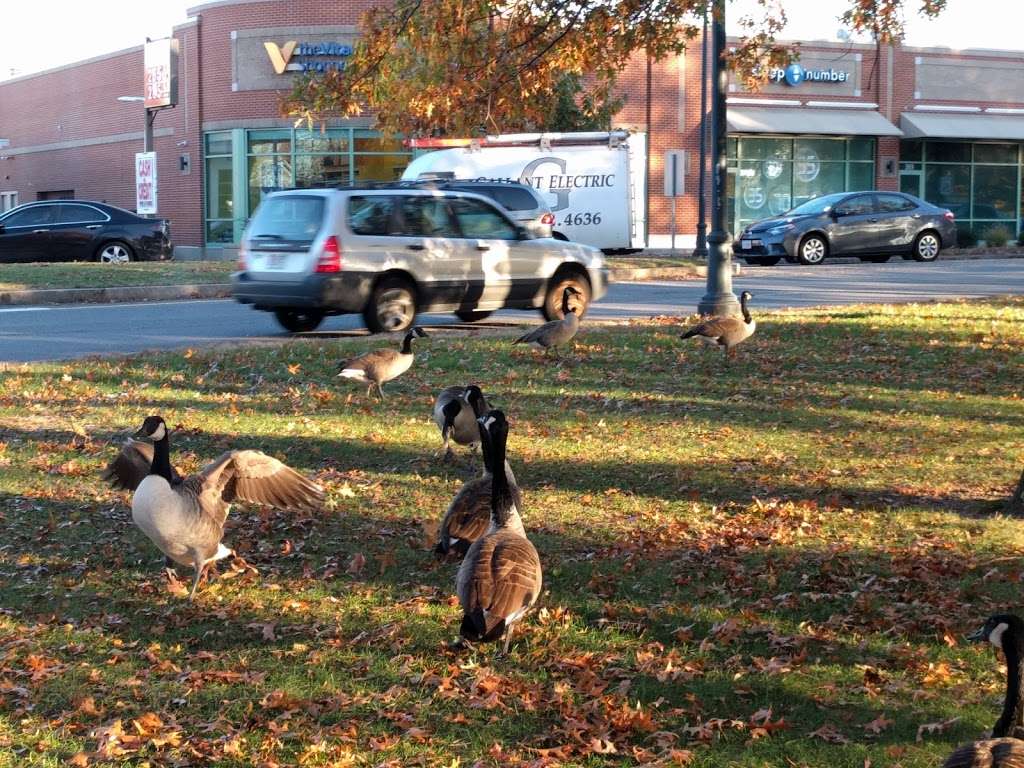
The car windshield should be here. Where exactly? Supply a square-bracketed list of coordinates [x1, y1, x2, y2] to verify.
[248, 196, 325, 242]
[785, 193, 851, 216]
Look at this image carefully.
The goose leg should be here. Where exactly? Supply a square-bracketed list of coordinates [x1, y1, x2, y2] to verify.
[377, 382, 386, 400]
[188, 559, 205, 601]
[163, 556, 177, 581]
[365, 383, 373, 398]
[502, 623, 514, 655]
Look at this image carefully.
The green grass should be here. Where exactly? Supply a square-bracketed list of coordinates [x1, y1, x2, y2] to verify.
[0, 261, 234, 292]
[606, 255, 701, 271]
[1, 298, 1023, 766]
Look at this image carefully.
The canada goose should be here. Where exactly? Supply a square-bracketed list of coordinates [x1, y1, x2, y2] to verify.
[435, 411, 523, 559]
[102, 416, 324, 600]
[943, 614, 1024, 767]
[433, 384, 489, 460]
[679, 290, 756, 358]
[513, 286, 583, 355]
[338, 326, 428, 399]
[455, 410, 541, 653]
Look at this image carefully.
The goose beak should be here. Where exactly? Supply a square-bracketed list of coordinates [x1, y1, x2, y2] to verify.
[132, 428, 154, 443]
[966, 625, 988, 643]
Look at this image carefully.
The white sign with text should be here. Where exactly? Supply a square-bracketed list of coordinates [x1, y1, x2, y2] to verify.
[135, 152, 157, 215]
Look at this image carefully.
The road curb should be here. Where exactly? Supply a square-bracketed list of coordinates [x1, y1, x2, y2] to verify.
[0, 283, 233, 306]
[608, 263, 741, 282]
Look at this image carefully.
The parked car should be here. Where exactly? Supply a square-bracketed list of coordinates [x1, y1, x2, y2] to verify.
[733, 191, 956, 266]
[398, 178, 555, 238]
[0, 201, 172, 263]
[231, 188, 608, 333]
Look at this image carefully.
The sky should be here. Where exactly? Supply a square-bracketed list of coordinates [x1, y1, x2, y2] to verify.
[0, 0, 1022, 81]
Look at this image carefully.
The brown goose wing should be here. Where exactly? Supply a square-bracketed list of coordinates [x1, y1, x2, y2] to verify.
[681, 315, 743, 341]
[943, 738, 1024, 768]
[460, 532, 541, 622]
[341, 349, 399, 381]
[101, 438, 179, 491]
[438, 478, 492, 554]
[192, 450, 324, 526]
[514, 320, 560, 345]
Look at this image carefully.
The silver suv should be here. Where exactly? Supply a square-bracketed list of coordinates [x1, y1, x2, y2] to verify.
[401, 179, 555, 238]
[232, 188, 607, 333]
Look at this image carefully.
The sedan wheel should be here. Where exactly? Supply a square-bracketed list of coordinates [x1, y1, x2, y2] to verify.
[913, 231, 941, 262]
[97, 241, 134, 264]
[797, 235, 827, 266]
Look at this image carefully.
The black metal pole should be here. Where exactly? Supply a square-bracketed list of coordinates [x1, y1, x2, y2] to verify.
[692, 6, 709, 260]
[697, 0, 739, 317]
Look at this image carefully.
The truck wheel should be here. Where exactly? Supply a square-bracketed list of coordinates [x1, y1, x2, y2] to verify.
[274, 310, 324, 333]
[364, 275, 417, 333]
[542, 269, 591, 321]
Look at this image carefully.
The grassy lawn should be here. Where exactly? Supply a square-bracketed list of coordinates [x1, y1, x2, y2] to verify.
[0, 261, 234, 292]
[606, 255, 701, 271]
[1, 298, 1023, 766]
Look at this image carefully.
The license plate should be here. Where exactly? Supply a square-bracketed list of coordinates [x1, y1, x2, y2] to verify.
[741, 239, 752, 250]
[265, 253, 286, 269]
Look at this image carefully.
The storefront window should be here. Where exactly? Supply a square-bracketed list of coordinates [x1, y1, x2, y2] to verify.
[907, 139, 1024, 239]
[205, 127, 414, 244]
[204, 132, 235, 244]
[728, 136, 875, 232]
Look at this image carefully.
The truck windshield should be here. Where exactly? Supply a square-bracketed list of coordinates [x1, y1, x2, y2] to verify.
[248, 196, 325, 242]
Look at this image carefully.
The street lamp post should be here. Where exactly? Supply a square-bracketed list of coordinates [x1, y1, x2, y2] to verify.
[117, 95, 155, 153]
[692, 7, 710, 261]
[697, 0, 740, 317]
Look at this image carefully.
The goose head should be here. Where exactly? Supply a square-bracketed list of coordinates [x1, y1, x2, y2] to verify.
[133, 415, 168, 443]
[408, 326, 428, 340]
[968, 613, 1024, 650]
[440, 399, 461, 441]
[562, 285, 583, 315]
[463, 385, 486, 418]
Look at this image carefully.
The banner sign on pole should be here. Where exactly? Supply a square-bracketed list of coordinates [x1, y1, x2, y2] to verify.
[144, 38, 179, 109]
[136, 152, 158, 214]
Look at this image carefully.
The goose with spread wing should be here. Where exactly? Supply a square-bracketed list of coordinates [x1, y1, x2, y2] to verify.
[102, 415, 324, 599]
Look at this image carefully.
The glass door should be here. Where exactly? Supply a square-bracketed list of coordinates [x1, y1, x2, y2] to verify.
[900, 171, 922, 197]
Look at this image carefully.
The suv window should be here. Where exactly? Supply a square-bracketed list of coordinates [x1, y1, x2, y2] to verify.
[55, 203, 107, 224]
[875, 193, 916, 213]
[836, 195, 874, 216]
[249, 196, 325, 242]
[348, 195, 396, 236]
[451, 185, 538, 212]
[399, 196, 459, 237]
[450, 197, 518, 239]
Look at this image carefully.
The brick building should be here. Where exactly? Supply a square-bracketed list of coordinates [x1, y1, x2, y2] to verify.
[1, 0, 1023, 256]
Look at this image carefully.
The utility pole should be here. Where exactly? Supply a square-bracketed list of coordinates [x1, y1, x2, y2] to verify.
[697, 0, 739, 317]
[692, 6, 709, 261]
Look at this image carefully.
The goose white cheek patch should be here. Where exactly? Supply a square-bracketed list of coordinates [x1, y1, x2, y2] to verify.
[151, 423, 167, 441]
[990, 622, 1009, 648]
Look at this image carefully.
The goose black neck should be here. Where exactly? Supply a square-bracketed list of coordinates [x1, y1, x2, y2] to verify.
[740, 294, 752, 324]
[149, 433, 174, 482]
[561, 290, 575, 316]
[401, 332, 415, 354]
[994, 630, 1024, 737]
[478, 420, 494, 475]
[489, 428, 515, 526]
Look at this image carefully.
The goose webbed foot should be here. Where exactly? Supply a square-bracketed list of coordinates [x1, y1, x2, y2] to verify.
[450, 637, 474, 652]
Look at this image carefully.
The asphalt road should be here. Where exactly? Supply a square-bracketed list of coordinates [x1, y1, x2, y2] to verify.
[1, 258, 1019, 363]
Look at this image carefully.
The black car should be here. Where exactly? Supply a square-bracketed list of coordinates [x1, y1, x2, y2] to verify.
[0, 201, 173, 263]
[733, 191, 957, 266]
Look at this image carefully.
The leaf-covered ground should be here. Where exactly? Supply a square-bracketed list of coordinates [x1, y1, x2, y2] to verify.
[0, 261, 234, 292]
[0, 298, 1023, 766]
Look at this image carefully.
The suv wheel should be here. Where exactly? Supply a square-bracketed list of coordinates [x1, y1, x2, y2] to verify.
[912, 231, 941, 262]
[542, 269, 591, 322]
[365, 276, 417, 333]
[274, 310, 324, 333]
[455, 310, 493, 323]
[797, 235, 828, 265]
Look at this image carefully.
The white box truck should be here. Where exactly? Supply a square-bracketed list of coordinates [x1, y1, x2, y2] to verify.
[402, 131, 647, 252]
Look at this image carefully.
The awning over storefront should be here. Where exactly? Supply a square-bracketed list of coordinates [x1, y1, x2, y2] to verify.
[727, 107, 902, 136]
[900, 112, 1024, 140]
